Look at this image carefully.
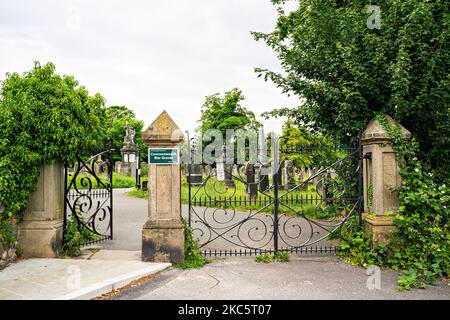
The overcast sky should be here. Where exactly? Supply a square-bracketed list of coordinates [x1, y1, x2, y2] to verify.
[0, 0, 300, 134]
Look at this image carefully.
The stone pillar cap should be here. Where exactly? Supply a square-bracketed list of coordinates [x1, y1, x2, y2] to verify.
[142, 110, 184, 146]
[362, 115, 411, 142]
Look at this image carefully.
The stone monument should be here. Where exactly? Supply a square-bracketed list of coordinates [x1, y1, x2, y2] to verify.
[116, 122, 139, 177]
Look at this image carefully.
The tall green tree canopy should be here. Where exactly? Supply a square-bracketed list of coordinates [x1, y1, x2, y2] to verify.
[199, 88, 261, 136]
[103, 105, 146, 162]
[255, 0, 450, 178]
[0, 62, 105, 226]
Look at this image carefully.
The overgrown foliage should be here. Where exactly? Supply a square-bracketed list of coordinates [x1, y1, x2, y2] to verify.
[256, 0, 450, 179]
[59, 216, 101, 257]
[339, 115, 449, 291]
[0, 62, 105, 245]
[175, 219, 209, 269]
[255, 251, 290, 263]
[377, 114, 449, 290]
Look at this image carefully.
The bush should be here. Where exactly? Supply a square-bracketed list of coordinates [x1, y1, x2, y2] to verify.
[0, 62, 105, 246]
[255, 251, 290, 263]
[59, 216, 100, 257]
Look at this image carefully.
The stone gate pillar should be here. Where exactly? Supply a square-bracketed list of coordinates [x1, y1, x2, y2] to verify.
[141, 111, 185, 263]
[17, 163, 64, 258]
[361, 115, 411, 247]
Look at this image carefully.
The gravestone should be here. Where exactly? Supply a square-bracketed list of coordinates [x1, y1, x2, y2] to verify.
[245, 163, 258, 200]
[187, 163, 203, 185]
[93, 155, 105, 175]
[258, 166, 270, 192]
[218, 145, 234, 187]
[224, 164, 235, 187]
[282, 160, 295, 189]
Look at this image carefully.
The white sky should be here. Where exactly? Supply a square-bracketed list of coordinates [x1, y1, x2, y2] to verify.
[0, 0, 300, 134]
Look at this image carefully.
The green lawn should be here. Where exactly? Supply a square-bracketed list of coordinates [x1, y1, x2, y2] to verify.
[68, 172, 136, 189]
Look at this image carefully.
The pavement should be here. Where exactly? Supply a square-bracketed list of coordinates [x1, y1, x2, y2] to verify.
[0, 255, 170, 300]
[1, 189, 448, 300]
[113, 256, 450, 300]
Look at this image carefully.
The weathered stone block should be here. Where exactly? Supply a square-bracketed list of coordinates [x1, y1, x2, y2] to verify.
[364, 214, 397, 249]
[142, 221, 184, 263]
[17, 162, 64, 258]
[17, 220, 63, 258]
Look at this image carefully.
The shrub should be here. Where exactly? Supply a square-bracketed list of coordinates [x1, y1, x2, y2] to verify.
[59, 216, 100, 257]
[175, 219, 209, 269]
[0, 62, 105, 246]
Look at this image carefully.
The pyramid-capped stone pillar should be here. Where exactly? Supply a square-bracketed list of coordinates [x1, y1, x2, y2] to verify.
[141, 111, 185, 263]
[361, 115, 411, 247]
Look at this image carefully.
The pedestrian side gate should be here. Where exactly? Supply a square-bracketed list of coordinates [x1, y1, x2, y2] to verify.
[63, 150, 113, 247]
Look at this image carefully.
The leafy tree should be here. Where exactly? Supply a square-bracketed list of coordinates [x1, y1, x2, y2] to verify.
[103, 105, 146, 162]
[280, 119, 340, 168]
[255, 0, 450, 179]
[0, 62, 105, 244]
[198, 88, 262, 163]
[199, 88, 261, 136]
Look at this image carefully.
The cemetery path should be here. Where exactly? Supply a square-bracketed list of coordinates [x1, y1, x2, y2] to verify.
[99, 188, 152, 251]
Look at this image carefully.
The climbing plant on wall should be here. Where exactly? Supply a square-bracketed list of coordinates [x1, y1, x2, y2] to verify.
[0, 62, 106, 245]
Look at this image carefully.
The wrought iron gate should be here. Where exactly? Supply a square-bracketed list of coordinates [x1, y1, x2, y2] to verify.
[63, 150, 113, 246]
[186, 136, 363, 257]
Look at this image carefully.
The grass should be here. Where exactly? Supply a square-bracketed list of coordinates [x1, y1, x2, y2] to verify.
[68, 172, 136, 189]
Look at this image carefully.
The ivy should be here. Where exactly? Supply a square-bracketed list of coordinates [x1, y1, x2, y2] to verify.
[175, 219, 209, 269]
[376, 114, 450, 290]
[0, 62, 106, 246]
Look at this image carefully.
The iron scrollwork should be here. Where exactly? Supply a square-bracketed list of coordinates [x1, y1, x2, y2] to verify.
[64, 150, 113, 246]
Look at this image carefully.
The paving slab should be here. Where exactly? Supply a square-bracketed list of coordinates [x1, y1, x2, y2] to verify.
[89, 250, 141, 261]
[0, 258, 170, 300]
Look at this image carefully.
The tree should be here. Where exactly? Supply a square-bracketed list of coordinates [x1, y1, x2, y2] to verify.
[103, 106, 146, 162]
[280, 119, 343, 169]
[199, 88, 261, 136]
[198, 88, 262, 163]
[255, 0, 450, 179]
[0, 62, 105, 243]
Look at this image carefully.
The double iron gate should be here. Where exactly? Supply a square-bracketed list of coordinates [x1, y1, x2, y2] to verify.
[62, 137, 362, 256]
[63, 150, 113, 247]
[186, 137, 363, 257]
